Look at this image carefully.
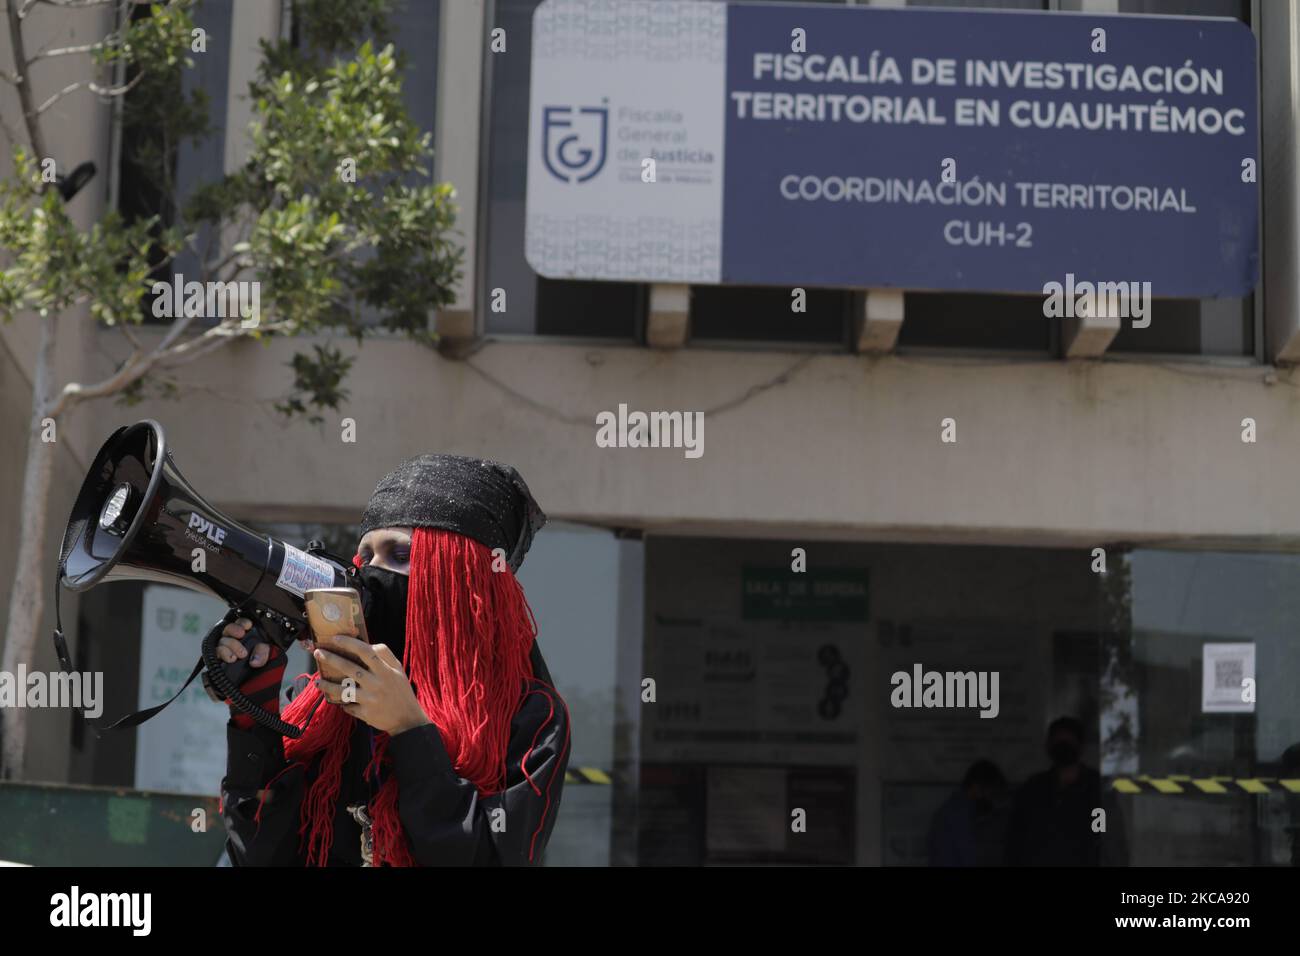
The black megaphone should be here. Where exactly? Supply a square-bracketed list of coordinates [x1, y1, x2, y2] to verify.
[56, 420, 360, 737]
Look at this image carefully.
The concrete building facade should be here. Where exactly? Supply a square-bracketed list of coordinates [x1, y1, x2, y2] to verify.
[3, 0, 1300, 865]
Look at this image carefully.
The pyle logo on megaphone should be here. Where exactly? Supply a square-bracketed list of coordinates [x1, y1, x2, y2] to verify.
[187, 512, 228, 546]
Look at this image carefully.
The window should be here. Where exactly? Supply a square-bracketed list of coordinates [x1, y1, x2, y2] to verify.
[1104, 547, 1300, 864]
[898, 292, 1052, 352]
[689, 285, 849, 345]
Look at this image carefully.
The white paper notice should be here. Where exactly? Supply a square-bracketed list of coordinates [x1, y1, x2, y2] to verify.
[706, 766, 787, 854]
[1201, 642, 1255, 713]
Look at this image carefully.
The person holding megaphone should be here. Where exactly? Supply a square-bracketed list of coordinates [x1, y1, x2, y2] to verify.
[214, 454, 570, 867]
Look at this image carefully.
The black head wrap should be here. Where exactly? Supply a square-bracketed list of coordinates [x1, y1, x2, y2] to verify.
[358, 454, 546, 572]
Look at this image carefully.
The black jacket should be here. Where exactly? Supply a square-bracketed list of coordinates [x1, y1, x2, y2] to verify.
[220, 643, 570, 866]
[1004, 764, 1128, 867]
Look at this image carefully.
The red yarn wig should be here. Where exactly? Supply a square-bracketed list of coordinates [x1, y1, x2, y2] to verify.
[278, 526, 539, 866]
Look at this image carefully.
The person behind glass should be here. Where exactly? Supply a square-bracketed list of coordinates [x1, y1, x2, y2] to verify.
[927, 759, 1008, 867]
[214, 455, 571, 867]
[1005, 715, 1128, 867]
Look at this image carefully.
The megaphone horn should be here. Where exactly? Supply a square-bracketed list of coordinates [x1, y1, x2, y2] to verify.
[56, 420, 358, 737]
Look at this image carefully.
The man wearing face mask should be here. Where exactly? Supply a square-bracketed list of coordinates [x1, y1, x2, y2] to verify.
[1005, 716, 1128, 867]
[213, 455, 571, 866]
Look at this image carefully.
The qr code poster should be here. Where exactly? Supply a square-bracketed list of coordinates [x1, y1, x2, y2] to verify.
[1201, 642, 1256, 714]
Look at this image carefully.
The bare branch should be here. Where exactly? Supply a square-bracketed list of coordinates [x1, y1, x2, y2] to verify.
[155, 311, 196, 352]
[53, 303, 205, 417]
[47, 348, 149, 417]
[0, 110, 22, 149]
[159, 326, 245, 367]
[38, 72, 142, 112]
[87, 72, 140, 99]
[27, 41, 104, 63]
[116, 319, 142, 351]
[34, 81, 82, 114]
[204, 248, 247, 282]
[20, 0, 121, 16]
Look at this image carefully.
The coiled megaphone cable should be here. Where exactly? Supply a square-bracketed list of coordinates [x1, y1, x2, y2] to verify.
[200, 612, 323, 739]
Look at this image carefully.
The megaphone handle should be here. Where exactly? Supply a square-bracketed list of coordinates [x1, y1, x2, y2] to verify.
[219, 628, 264, 690]
[201, 615, 313, 739]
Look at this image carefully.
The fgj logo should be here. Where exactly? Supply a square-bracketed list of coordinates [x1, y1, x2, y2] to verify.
[542, 103, 609, 183]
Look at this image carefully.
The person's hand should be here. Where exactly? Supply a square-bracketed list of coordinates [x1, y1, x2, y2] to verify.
[307, 619, 359, 683]
[217, 617, 273, 668]
[214, 617, 287, 731]
[313, 634, 431, 737]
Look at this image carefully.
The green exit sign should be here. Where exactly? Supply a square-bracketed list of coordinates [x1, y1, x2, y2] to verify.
[742, 567, 869, 621]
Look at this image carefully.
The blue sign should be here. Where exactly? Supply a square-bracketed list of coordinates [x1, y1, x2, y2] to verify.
[526, 1, 1258, 297]
[721, 5, 1258, 296]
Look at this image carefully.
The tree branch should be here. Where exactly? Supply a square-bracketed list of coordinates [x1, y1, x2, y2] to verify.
[47, 348, 149, 417]
[19, 0, 131, 16]
[36, 72, 142, 113]
[88, 72, 141, 98]
[0, 110, 22, 150]
[34, 81, 83, 114]
[204, 248, 247, 283]
[27, 41, 105, 63]
[158, 325, 244, 366]
[50, 302, 204, 416]
[6, 0, 48, 157]
[155, 311, 196, 352]
[116, 318, 142, 351]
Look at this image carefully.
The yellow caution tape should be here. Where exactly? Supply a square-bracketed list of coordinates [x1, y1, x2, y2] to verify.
[564, 767, 613, 785]
[1112, 777, 1300, 794]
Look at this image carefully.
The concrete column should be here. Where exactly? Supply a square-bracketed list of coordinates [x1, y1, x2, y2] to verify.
[220, 2, 281, 283]
[224, 2, 281, 175]
[1262, 1, 1300, 363]
[433, 0, 486, 347]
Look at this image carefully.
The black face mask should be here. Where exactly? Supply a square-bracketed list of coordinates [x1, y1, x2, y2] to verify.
[358, 564, 409, 662]
[1049, 741, 1081, 768]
